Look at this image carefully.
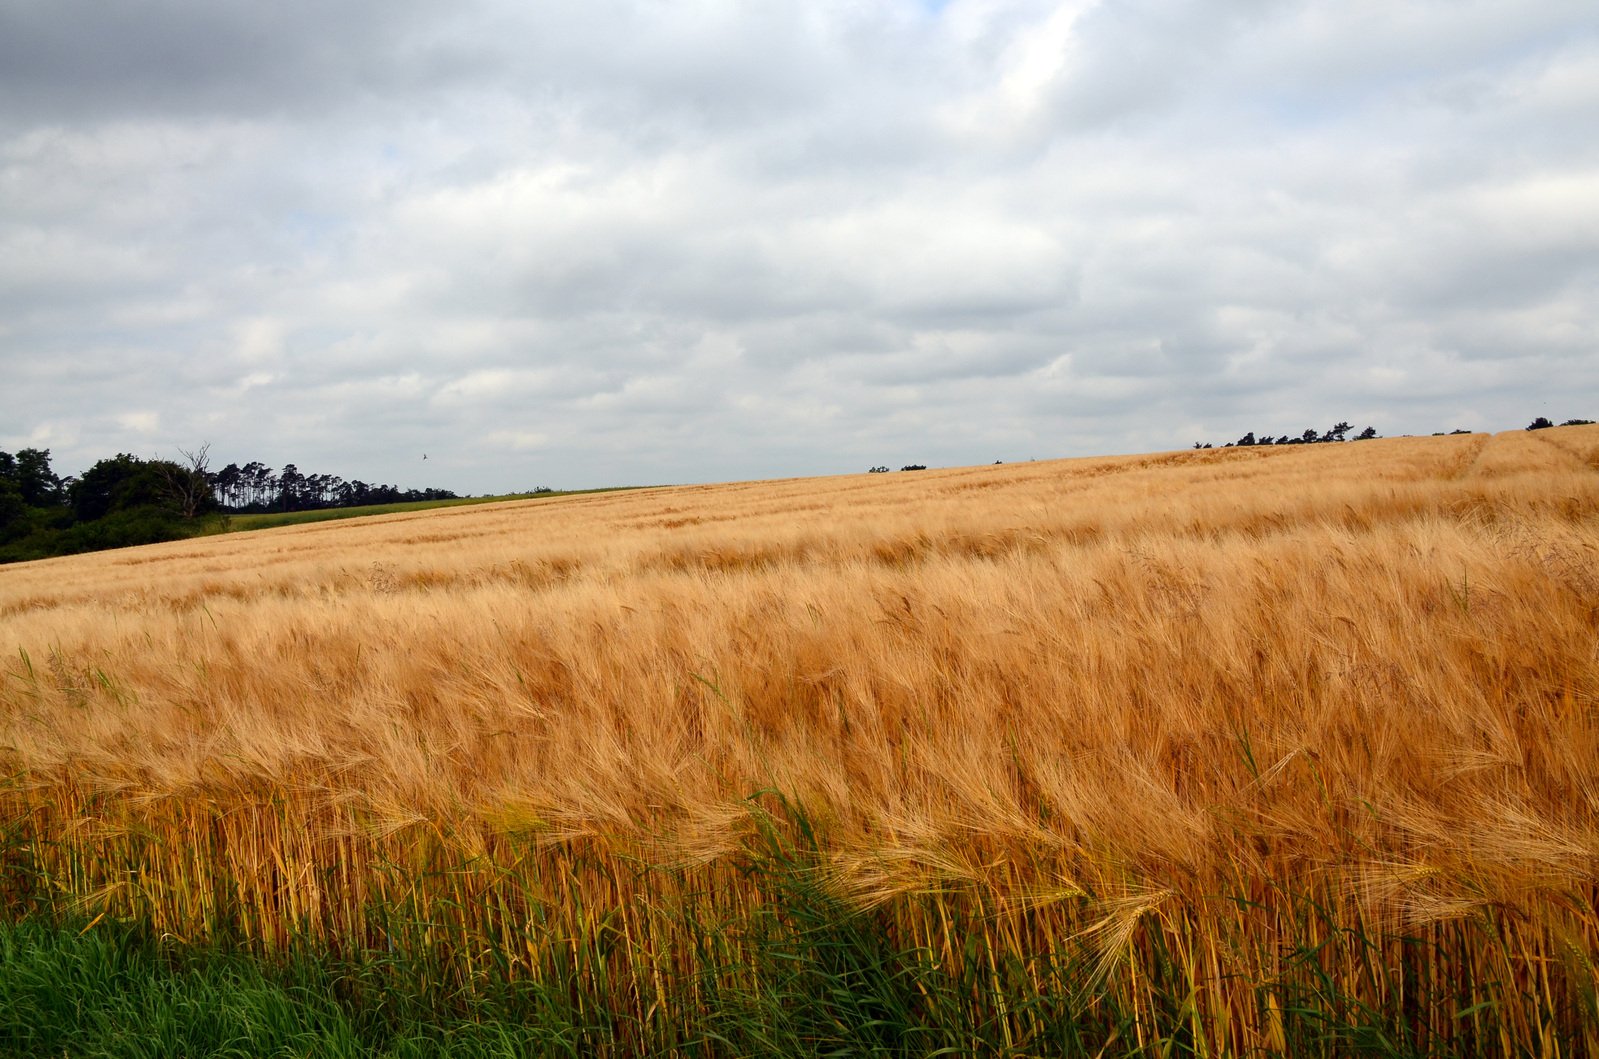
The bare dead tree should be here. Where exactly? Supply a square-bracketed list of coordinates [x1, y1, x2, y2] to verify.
[160, 442, 216, 519]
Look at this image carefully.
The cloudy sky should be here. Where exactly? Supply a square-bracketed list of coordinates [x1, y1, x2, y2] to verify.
[3, 0, 1596, 493]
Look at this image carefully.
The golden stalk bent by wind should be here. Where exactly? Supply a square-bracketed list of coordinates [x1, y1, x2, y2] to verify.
[2, 426, 1597, 1053]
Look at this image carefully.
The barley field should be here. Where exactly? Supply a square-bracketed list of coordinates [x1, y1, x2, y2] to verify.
[2, 427, 1596, 1055]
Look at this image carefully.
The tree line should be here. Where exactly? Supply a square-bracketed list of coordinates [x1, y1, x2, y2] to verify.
[1196, 415, 1595, 450]
[208, 457, 459, 514]
[1195, 421, 1377, 449]
[0, 446, 458, 564]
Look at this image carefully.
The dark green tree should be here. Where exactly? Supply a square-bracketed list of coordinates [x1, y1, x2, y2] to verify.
[4, 448, 64, 507]
[68, 454, 198, 522]
[0, 477, 27, 543]
[242, 462, 273, 507]
[214, 463, 242, 508]
[277, 464, 304, 511]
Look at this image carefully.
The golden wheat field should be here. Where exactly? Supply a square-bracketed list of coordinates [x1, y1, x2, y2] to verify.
[3, 427, 1597, 1053]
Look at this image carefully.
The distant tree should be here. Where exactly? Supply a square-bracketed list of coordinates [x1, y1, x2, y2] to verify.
[9, 448, 63, 507]
[0, 477, 27, 542]
[900, 464, 927, 471]
[70, 454, 177, 522]
[156, 444, 217, 520]
[1322, 422, 1352, 443]
[1561, 418, 1595, 426]
[1527, 417, 1555, 431]
[303, 472, 327, 508]
[1355, 426, 1378, 441]
[252, 463, 273, 507]
[868, 466, 890, 473]
[213, 463, 242, 508]
[277, 464, 305, 511]
[1235, 432, 1257, 447]
[233, 462, 271, 508]
[69, 454, 136, 522]
[227, 463, 249, 507]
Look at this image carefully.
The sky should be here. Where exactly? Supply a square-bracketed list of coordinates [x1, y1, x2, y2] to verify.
[3, 0, 1597, 494]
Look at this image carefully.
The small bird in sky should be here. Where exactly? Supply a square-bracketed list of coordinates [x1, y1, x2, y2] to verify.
[422, 453, 428, 460]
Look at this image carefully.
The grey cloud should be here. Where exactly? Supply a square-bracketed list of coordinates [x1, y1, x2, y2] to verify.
[0, 0, 456, 124]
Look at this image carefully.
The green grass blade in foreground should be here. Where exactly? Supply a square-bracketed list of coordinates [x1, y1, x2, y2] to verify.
[0, 919, 356, 1058]
[0, 918, 600, 1059]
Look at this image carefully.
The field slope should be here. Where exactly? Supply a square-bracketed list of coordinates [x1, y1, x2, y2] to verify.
[2, 429, 1596, 1055]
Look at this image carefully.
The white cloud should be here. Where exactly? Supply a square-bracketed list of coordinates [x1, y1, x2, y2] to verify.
[1, 0, 1596, 489]
[115, 411, 160, 434]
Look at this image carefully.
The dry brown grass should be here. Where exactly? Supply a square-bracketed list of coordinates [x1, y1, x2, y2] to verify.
[2, 426, 1597, 1051]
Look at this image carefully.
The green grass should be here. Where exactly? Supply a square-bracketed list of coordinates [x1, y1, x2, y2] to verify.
[0, 905, 1519, 1059]
[217, 487, 646, 532]
[0, 917, 610, 1058]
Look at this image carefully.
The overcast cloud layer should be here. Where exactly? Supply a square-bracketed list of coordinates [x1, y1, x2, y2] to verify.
[3, 0, 1597, 492]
